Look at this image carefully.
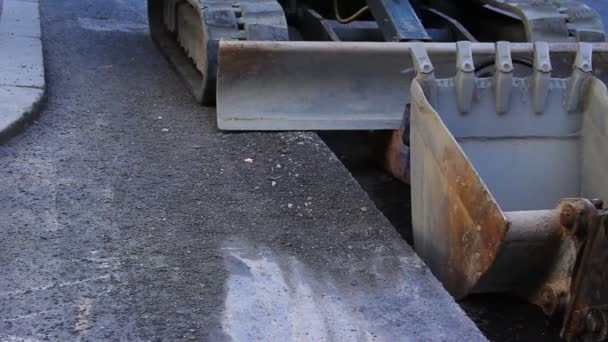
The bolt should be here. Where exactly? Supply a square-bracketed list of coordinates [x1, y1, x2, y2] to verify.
[561, 203, 577, 230]
[541, 63, 551, 72]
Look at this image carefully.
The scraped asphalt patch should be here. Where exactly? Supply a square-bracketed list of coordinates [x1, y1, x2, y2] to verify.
[78, 17, 147, 33]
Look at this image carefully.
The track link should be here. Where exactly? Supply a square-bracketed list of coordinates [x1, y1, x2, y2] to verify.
[481, 0, 605, 42]
[148, 0, 288, 104]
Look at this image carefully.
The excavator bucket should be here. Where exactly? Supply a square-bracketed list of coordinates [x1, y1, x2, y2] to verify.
[408, 42, 608, 340]
[216, 41, 608, 130]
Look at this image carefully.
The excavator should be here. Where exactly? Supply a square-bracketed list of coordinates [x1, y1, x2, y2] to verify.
[148, 0, 608, 340]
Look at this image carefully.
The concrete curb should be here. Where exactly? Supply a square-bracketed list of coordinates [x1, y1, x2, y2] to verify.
[0, 0, 45, 143]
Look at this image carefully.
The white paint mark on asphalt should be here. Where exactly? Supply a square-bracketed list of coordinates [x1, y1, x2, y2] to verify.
[77, 17, 147, 33]
[75, 297, 94, 333]
[2, 310, 50, 322]
[220, 238, 453, 341]
[0, 274, 112, 297]
[73, 256, 121, 270]
[102, 186, 114, 201]
[0, 336, 45, 342]
[221, 239, 364, 341]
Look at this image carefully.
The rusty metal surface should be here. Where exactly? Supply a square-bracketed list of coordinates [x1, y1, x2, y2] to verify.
[382, 112, 409, 183]
[409, 77, 509, 298]
[473, 208, 563, 294]
[560, 207, 608, 341]
[502, 199, 596, 319]
[216, 41, 608, 130]
[563, 220, 608, 341]
[383, 131, 409, 183]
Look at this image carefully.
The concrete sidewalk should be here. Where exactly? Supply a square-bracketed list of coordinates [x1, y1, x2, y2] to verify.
[0, 0, 44, 141]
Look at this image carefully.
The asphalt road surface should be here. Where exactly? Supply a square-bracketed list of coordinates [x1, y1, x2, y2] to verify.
[0, 0, 482, 340]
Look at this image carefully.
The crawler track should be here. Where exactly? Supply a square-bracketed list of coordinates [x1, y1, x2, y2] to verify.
[148, 0, 288, 104]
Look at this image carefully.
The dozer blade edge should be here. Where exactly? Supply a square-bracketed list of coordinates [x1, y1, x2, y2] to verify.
[216, 41, 608, 131]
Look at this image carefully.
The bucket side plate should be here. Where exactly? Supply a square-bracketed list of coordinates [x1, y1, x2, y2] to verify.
[409, 79, 508, 298]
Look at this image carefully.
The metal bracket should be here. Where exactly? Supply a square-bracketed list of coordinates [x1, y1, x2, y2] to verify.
[410, 44, 436, 106]
[455, 41, 475, 113]
[366, 0, 430, 41]
[561, 205, 608, 341]
[493, 41, 514, 114]
[531, 42, 552, 114]
[564, 43, 593, 112]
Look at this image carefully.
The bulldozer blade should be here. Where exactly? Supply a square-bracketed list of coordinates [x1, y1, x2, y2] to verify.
[216, 41, 608, 131]
[407, 41, 608, 339]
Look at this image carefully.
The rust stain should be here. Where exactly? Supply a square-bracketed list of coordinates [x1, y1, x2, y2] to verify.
[441, 144, 508, 298]
[559, 201, 605, 340]
[410, 79, 508, 298]
[383, 129, 410, 184]
[218, 42, 277, 83]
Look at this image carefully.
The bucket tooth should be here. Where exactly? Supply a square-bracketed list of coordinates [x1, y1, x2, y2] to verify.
[410, 44, 435, 76]
[564, 43, 593, 112]
[531, 42, 552, 114]
[455, 41, 475, 114]
[410, 44, 436, 106]
[492, 41, 513, 114]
